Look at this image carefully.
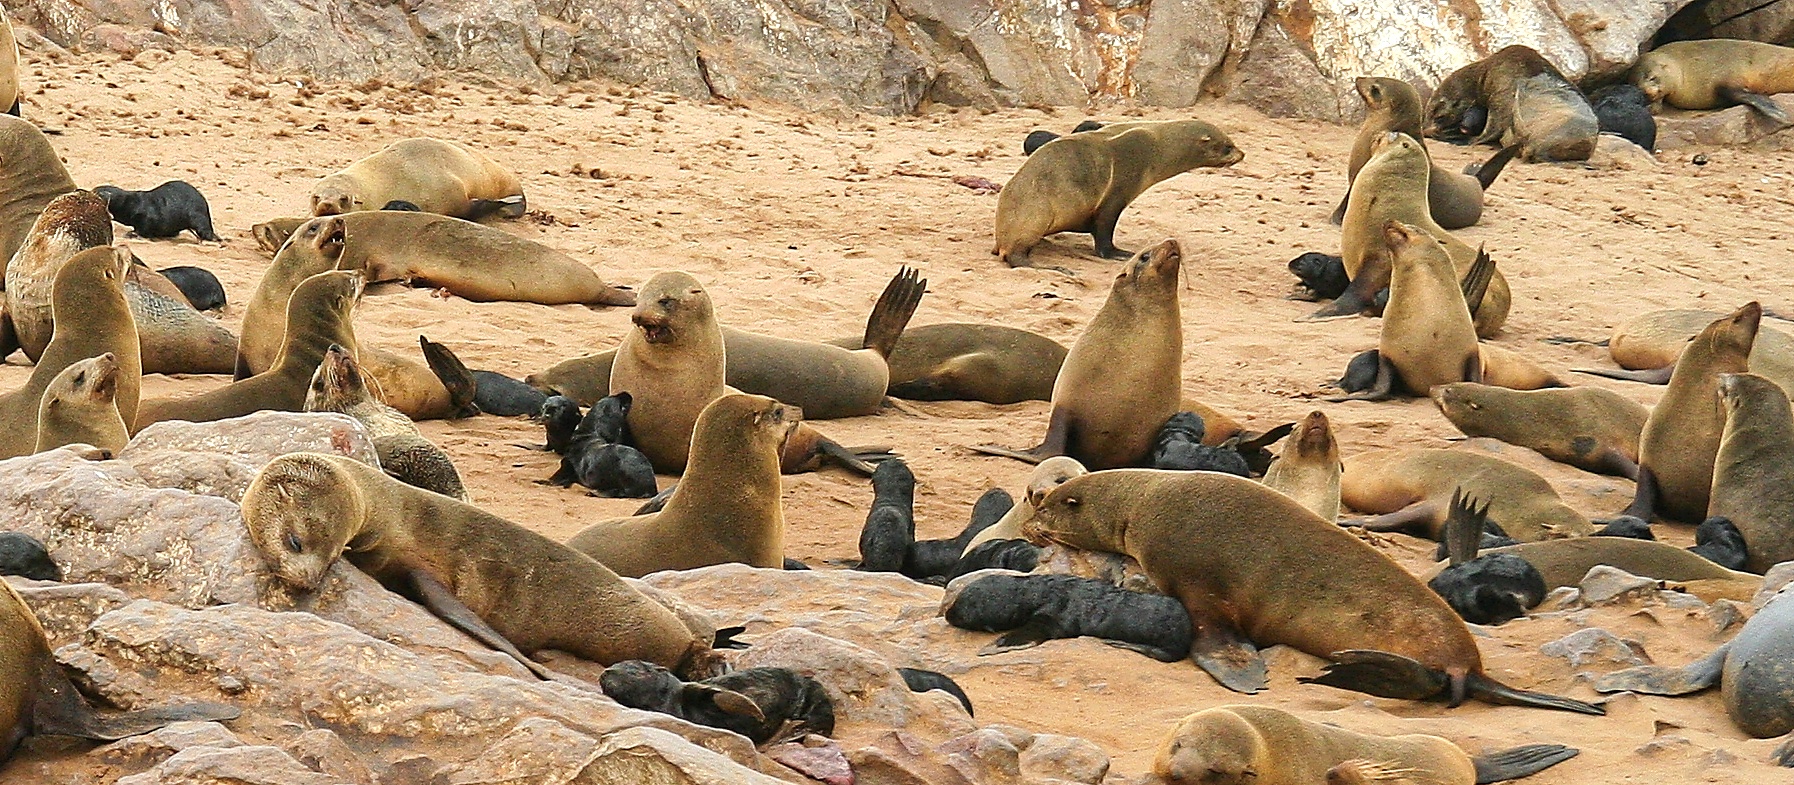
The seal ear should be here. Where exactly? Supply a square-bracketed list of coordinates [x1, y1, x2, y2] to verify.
[683, 684, 766, 722]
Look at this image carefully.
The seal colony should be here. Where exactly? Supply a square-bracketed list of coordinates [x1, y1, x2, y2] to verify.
[5, 24, 1794, 781]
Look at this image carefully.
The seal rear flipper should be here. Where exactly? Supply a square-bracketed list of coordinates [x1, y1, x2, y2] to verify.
[983, 620, 1055, 654]
[1721, 87, 1793, 126]
[1189, 621, 1267, 693]
[31, 658, 238, 741]
[1591, 448, 1641, 481]
[1101, 639, 1189, 663]
[1570, 365, 1673, 384]
[972, 406, 1072, 464]
[1471, 145, 1521, 190]
[1593, 643, 1729, 696]
[232, 351, 253, 381]
[419, 336, 481, 419]
[466, 194, 527, 221]
[1472, 744, 1578, 783]
[1444, 488, 1491, 566]
[405, 569, 558, 682]
[1774, 736, 1794, 768]
[584, 285, 637, 309]
[1300, 650, 1448, 701]
[861, 266, 927, 359]
[1459, 247, 1495, 318]
[1467, 672, 1605, 714]
[888, 376, 956, 401]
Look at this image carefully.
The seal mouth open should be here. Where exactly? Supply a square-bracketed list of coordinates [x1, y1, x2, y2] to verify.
[634, 313, 675, 344]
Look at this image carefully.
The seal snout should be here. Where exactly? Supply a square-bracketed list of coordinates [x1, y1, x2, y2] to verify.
[633, 311, 674, 344]
[86, 353, 120, 398]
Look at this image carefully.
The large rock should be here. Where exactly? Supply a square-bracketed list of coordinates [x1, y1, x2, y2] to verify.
[118, 411, 380, 501]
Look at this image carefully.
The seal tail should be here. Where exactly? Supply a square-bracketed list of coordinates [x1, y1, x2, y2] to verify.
[1466, 672, 1605, 715]
[1470, 144, 1521, 190]
[1472, 745, 1579, 784]
[418, 336, 482, 419]
[862, 266, 927, 359]
[1570, 365, 1672, 384]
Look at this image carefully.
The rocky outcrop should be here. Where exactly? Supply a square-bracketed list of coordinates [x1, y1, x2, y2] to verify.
[6, 0, 1704, 120]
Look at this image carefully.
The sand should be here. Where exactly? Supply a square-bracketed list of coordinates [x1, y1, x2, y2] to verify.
[6, 45, 1794, 782]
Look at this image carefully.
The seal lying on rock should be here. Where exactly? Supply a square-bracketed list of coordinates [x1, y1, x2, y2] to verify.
[599, 659, 835, 745]
[304, 344, 468, 502]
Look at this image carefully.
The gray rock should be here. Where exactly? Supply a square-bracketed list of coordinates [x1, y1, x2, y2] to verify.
[1540, 627, 1649, 668]
[118, 411, 380, 500]
[1655, 97, 1794, 151]
[438, 717, 599, 785]
[287, 729, 376, 785]
[1019, 733, 1109, 784]
[582, 727, 790, 784]
[1578, 565, 1659, 606]
[96, 722, 245, 766]
[1754, 561, 1794, 608]
[114, 745, 346, 785]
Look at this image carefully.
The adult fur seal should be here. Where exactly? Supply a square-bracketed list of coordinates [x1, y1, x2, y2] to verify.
[566, 394, 794, 578]
[1626, 303, 1761, 524]
[243, 452, 721, 679]
[1633, 39, 1794, 125]
[1261, 410, 1341, 520]
[326, 211, 633, 307]
[0, 247, 140, 458]
[1433, 383, 1647, 478]
[1576, 308, 1794, 394]
[1470, 537, 1762, 602]
[1, 13, 17, 117]
[609, 271, 894, 475]
[305, 344, 468, 501]
[1023, 469, 1601, 712]
[35, 353, 128, 455]
[93, 182, 220, 242]
[1711, 372, 1794, 573]
[993, 120, 1241, 269]
[1311, 133, 1511, 338]
[1332, 77, 1516, 229]
[1147, 705, 1578, 785]
[0, 115, 75, 275]
[310, 138, 525, 219]
[136, 271, 362, 429]
[1427, 45, 1597, 161]
[1596, 585, 1794, 743]
[1341, 448, 1594, 542]
[974, 240, 1183, 469]
[1, 580, 240, 763]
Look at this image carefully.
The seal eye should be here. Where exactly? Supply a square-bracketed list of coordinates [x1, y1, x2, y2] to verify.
[284, 532, 305, 554]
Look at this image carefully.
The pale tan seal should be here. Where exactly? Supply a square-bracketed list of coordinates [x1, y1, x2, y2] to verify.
[1711, 372, 1794, 573]
[242, 452, 720, 680]
[0, 246, 140, 457]
[310, 138, 525, 219]
[1634, 39, 1794, 125]
[1332, 77, 1516, 230]
[1261, 410, 1342, 521]
[1433, 382, 1647, 478]
[1576, 308, 1794, 395]
[960, 455, 1089, 556]
[973, 240, 1183, 470]
[1448, 537, 1763, 603]
[994, 121, 1241, 270]
[1023, 469, 1600, 712]
[1, 13, 17, 118]
[1341, 448, 1595, 542]
[1427, 45, 1597, 162]
[305, 343, 468, 502]
[35, 353, 127, 456]
[566, 393, 794, 578]
[0, 115, 75, 276]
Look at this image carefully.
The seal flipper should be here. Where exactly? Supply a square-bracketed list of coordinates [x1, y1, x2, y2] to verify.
[1471, 744, 1579, 784]
[1329, 194, 1349, 226]
[1571, 365, 1673, 384]
[1593, 642, 1730, 696]
[1351, 500, 1442, 535]
[861, 266, 927, 359]
[466, 194, 528, 220]
[1301, 649, 1448, 701]
[1471, 145, 1521, 190]
[985, 619, 1055, 654]
[30, 657, 239, 741]
[419, 336, 482, 418]
[1308, 245, 1391, 321]
[1444, 488, 1489, 566]
[1620, 465, 1660, 521]
[406, 569, 558, 682]
[1459, 247, 1495, 319]
[232, 351, 253, 381]
[6, 100, 18, 118]
[1721, 86, 1793, 126]
[1591, 448, 1642, 481]
[1467, 671, 1605, 714]
[972, 406, 1072, 464]
[1188, 617, 1267, 693]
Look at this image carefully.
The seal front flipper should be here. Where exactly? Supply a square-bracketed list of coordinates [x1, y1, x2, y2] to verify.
[1593, 642, 1729, 696]
[466, 194, 527, 220]
[1721, 86, 1793, 126]
[1571, 365, 1673, 384]
[861, 266, 927, 359]
[1188, 619, 1267, 693]
[972, 406, 1072, 464]
[405, 568, 558, 681]
[419, 336, 481, 418]
[1470, 145, 1521, 190]
[30, 657, 239, 741]
[6, 100, 18, 118]
[1620, 465, 1661, 521]
[1471, 744, 1579, 783]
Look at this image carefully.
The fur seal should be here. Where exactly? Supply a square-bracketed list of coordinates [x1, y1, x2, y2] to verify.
[1577, 307, 1794, 394]
[1024, 469, 1601, 712]
[1261, 410, 1342, 521]
[1590, 84, 1658, 150]
[1020, 120, 1107, 155]
[975, 240, 1183, 469]
[5, 190, 116, 360]
[599, 660, 835, 744]
[993, 121, 1241, 269]
[961, 456, 1088, 557]
[943, 572, 1193, 662]
[1341, 448, 1595, 542]
[0, 246, 140, 457]
[609, 272, 892, 475]
[1148, 705, 1578, 785]
[252, 217, 308, 254]
[1433, 383, 1647, 478]
[0, 116, 75, 279]
[897, 668, 974, 715]
[35, 353, 128, 456]
[244, 452, 722, 678]
[1633, 39, 1794, 125]
[155, 266, 227, 312]
[1, 580, 239, 763]
[1427, 45, 1597, 161]
[1149, 412, 1250, 476]
[93, 182, 220, 242]
[856, 459, 915, 573]
[1596, 584, 1794, 741]
[1312, 133, 1511, 338]
[905, 486, 1012, 580]
[137, 271, 362, 429]
[543, 392, 658, 499]
[0, 532, 59, 581]
[1332, 77, 1516, 229]
[1627, 303, 1762, 524]
[1711, 372, 1794, 573]
[1476, 537, 1761, 602]
[310, 138, 525, 219]
[566, 394, 794, 577]
[304, 344, 468, 501]
[1, 13, 17, 118]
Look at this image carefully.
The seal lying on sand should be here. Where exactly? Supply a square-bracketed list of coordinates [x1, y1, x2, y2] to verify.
[309, 138, 525, 219]
[1633, 39, 1794, 125]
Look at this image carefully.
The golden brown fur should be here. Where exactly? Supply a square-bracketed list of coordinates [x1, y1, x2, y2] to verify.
[309, 138, 523, 219]
[1712, 372, 1794, 572]
[0, 115, 76, 277]
[35, 353, 128, 455]
[0, 246, 140, 457]
[1338, 77, 1487, 230]
[1150, 705, 1475, 785]
[1634, 40, 1794, 121]
[1261, 411, 1341, 520]
[1341, 448, 1594, 542]
[305, 344, 468, 502]
[1635, 303, 1761, 523]
[1433, 383, 1646, 478]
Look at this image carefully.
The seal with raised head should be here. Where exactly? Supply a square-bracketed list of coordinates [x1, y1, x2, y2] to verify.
[993, 120, 1241, 270]
[310, 138, 525, 219]
[1626, 303, 1761, 524]
[1710, 372, 1794, 573]
[1633, 39, 1794, 125]
[136, 270, 363, 429]
[1332, 76, 1517, 229]
[305, 343, 469, 502]
[960, 456, 1089, 556]
[1, 580, 239, 763]
[1427, 45, 1597, 161]
[1341, 448, 1594, 542]
[0, 246, 140, 457]
[242, 452, 721, 680]
[34, 353, 128, 456]
[566, 393, 795, 578]
[1311, 133, 1511, 338]
[974, 240, 1183, 470]
[1261, 410, 1342, 521]
[1023, 469, 1602, 712]
[93, 181, 220, 242]
[1433, 382, 1648, 478]
[1148, 705, 1578, 785]
[0, 116, 75, 278]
